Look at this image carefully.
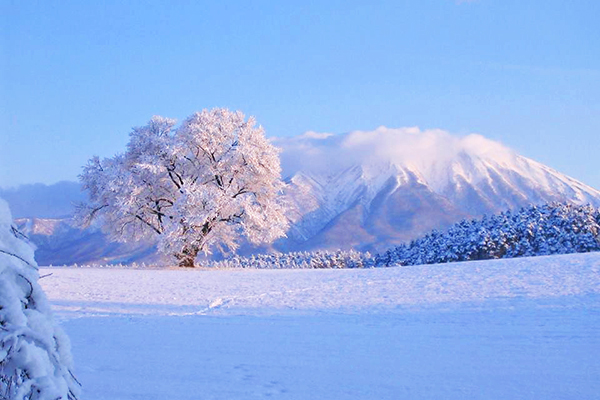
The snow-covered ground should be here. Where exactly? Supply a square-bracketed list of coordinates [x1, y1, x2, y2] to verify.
[40, 253, 600, 399]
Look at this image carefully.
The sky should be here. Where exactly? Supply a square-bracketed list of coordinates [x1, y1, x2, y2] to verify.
[1, 0, 599, 189]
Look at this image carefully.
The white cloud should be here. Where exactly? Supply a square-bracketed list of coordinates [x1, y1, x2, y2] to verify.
[300, 131, 334, 140]
[274, 126, 516, 179]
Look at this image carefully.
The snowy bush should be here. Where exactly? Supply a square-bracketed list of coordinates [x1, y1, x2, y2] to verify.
[0, 199, 80, 399]
[49, 251, 372, 270]
[48, 262, 152, 269]
[209, 249, 372, 269]
[374, 202, 600, 267]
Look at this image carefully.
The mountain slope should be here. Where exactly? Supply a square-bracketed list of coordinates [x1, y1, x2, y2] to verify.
[15, 217, 160, 265]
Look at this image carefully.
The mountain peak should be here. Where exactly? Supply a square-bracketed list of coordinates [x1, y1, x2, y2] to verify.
[278, 126, 519, 180]
[276, 127, 600, 253]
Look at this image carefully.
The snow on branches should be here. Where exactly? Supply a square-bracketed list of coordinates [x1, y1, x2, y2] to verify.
[210, 249, 371, 269]
[374, 202, 600, 267]
[211, 202, 600, 270]
[0, 199, 80, 400]
[77, 108, 289, 267]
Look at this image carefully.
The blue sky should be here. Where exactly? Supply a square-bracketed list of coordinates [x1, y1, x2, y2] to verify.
[1, 0, 599, 188]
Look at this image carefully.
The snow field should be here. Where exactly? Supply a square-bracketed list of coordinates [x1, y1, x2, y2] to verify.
[42, 252, 600, 318]
[39, 252, 600, 400]
[62, 303, 600, 400]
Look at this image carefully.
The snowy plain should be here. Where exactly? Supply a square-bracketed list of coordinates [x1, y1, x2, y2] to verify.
[40, 252, 600, 400]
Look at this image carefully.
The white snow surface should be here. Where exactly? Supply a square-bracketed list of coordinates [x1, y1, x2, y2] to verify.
[40, 253, 600, 399]
[41, 253, 600, 317]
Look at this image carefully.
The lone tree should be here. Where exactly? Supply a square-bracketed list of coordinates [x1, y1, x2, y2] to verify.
[78, 108, 289, 267]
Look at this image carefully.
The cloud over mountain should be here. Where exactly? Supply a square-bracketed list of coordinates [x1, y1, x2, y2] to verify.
[274, 126, 600, 253]
[275, 126, 517, 183]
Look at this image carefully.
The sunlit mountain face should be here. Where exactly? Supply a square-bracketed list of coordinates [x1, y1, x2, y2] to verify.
[277, 127, 600, 253]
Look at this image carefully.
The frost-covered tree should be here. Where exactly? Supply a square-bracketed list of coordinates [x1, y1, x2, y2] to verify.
[0, 199, 80, 399]
[374, 202, 600, 267]
[78, 108, 289, 267]
[209, 249, 372, 269]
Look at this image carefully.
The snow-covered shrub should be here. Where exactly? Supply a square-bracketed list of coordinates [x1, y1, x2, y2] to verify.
[374, 202, 600, 267]
[209, 249, 372, 269]
[49, 262, 152, 269]
[0, 199, 80, 399]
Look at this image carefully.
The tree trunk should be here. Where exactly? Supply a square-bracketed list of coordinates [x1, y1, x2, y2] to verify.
[175, 246, 200, 268]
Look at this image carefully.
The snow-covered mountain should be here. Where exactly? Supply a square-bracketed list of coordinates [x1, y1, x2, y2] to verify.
[14, 217, 159, 265]
[276, 127, 600, 253]
[8, 127, 600, 264]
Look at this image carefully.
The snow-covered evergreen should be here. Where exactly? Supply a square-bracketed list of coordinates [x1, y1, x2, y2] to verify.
[212, 202, 600, 269]
[49, 250, 371, 270]
[0, 199, 80, 399]
[374, 202, 600, 267]
[208, 249, 371, 269]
